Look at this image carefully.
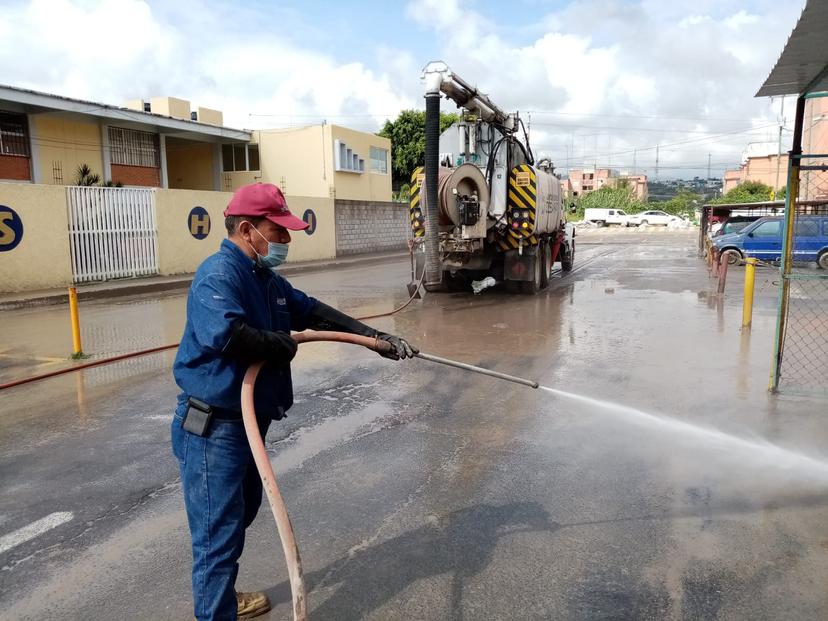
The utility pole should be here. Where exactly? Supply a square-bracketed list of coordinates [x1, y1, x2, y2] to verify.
[655, 145, 659, 180]
[774, 96, 785, 198]
[707, 153, 711, 180]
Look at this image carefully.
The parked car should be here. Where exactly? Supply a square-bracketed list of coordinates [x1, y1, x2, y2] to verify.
[713, 215, 828, 268]
[583, 208, 629, 227]
[627, 210, 678, 226]
[709, 215, 762, 239]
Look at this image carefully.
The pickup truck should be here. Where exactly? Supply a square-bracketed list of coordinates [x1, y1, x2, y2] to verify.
[583, 208, 629, 227]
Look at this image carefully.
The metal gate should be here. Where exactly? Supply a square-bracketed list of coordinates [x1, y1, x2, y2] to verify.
[66, 186, 159, 283]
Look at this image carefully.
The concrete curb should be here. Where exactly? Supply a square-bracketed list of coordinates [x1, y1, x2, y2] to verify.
[0, 252, 408, 311]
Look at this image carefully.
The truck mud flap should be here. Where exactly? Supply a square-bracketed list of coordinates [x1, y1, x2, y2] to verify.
[504, 248, 538, 282]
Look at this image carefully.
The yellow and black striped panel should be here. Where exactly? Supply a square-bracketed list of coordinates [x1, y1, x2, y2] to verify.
[496, 234, 537, 252]
[409, 166, 425, 237]
[507, 164, 537, 241]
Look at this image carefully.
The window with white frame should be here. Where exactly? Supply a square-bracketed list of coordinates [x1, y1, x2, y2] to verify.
[108, 127, 160, 167]
[370, 146, 388, 174]
[222, 144, 259, 172]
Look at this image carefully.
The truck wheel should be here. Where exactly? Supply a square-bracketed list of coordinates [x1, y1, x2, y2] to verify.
[539, 243, 551, 289]
[561, 240, 574, 272]
[596, 220, 606, 228]
[519, 251, 543, 294]
[818, 250, 828, 270]
[442, 270, 467, 292]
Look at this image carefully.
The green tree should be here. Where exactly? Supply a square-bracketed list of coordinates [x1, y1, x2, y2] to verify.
[655, 188, 702, 216]
[378, 109, 459, 188]
[712, 180, 774, 204]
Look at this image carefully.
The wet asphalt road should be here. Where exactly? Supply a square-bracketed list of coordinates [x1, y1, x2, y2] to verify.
[2, 230, 828, 620]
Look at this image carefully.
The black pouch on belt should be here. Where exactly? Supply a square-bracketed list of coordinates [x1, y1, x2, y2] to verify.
[182, 396, 213, 436]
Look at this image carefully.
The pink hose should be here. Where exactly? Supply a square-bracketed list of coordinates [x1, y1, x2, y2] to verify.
[240, 331, 393, 621]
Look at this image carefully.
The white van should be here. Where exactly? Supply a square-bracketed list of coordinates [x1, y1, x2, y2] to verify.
[583, 208, 629, 227]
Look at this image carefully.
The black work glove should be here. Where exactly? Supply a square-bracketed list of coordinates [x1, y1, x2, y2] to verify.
[308, 302, 418, 361]
[377, 333, 418, 360]
[222, 321, 297, 366]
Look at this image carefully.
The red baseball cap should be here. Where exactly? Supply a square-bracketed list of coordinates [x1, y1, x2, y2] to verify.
[224, 183, 309, 231]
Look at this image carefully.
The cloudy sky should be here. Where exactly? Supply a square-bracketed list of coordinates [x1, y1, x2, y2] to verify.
[0, 0, 806, 178]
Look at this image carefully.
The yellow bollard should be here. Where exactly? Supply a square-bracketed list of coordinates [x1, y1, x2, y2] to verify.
[742, 257, 756, 329]
[68, 286, 83, 356]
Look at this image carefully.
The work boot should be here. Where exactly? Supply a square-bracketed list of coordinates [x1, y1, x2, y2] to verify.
[237, 590, 271, 619]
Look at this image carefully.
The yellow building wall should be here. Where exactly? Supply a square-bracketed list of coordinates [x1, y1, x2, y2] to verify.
[197, 107, 223, 126]
[0, 183, 337, 293]
[255, 127, 330, 198]
[155, 189, 232, 274]
[222, 171, 259, 193]
[155, 190, 335, 275]
[0, 183, 73, 292]
[222, 125, 391, 202]
[150, 96, 191, 120]
[166, 138, 216, 191]
[279, 195, 336, 263]
[31, 115, 103, 186]
[328, 125, 392, 201]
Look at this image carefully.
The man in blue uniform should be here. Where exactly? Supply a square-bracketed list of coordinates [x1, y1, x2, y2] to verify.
[171, 183, 416, 620]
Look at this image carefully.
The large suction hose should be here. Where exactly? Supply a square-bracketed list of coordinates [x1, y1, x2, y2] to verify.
[423, 90, 442, 288]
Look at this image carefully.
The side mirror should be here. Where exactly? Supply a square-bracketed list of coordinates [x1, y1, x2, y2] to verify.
[747, 232, 754, 238]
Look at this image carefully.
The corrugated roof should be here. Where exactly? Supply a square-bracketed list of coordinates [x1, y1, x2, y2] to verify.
[756, 0, 828, 97]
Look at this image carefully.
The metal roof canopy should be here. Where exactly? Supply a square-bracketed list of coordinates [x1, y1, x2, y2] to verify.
[756, 0, 828, 97]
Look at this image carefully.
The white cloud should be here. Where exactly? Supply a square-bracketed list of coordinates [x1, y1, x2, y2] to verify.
[0, 0, 415, 131]
[0, 0, 807, 177]
[404, 0, 804, 176]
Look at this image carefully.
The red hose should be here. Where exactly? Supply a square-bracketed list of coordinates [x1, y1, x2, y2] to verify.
[240, 331, 392, 621]
[0, 344, 179, 391]
[0, 294, 414, 391]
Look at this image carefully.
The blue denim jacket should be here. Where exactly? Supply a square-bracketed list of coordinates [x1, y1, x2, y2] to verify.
[173, 239, 317, 418]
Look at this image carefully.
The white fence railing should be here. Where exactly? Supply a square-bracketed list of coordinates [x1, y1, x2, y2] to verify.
[66, 186, 159, 283]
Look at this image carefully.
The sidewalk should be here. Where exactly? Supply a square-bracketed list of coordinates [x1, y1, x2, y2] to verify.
[0, 250, 408, 310]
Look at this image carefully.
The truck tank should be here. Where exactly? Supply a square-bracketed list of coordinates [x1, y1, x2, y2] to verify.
[504, 164, 564, 248]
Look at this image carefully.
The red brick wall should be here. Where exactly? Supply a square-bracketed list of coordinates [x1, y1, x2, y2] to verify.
[111, 164, 160, 187]
[0, 155, 31, 181]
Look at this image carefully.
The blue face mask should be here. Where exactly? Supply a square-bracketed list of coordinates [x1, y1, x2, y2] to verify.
[248, 224, 289, 268]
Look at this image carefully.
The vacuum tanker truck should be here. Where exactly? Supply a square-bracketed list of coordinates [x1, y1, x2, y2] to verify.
[409, 61, 575, 294]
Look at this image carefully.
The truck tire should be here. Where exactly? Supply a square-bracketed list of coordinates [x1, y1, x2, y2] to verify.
[818, 249, 828, 270]
[442, 270, 467, 292]
[561, 240, 574, 272]
[596, 220, 606, 227]
[519, 251, 544, 294]
[539, 243, 551, 289]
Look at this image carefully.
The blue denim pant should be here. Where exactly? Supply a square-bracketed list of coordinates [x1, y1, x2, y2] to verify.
[172, 410, 271, 621]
